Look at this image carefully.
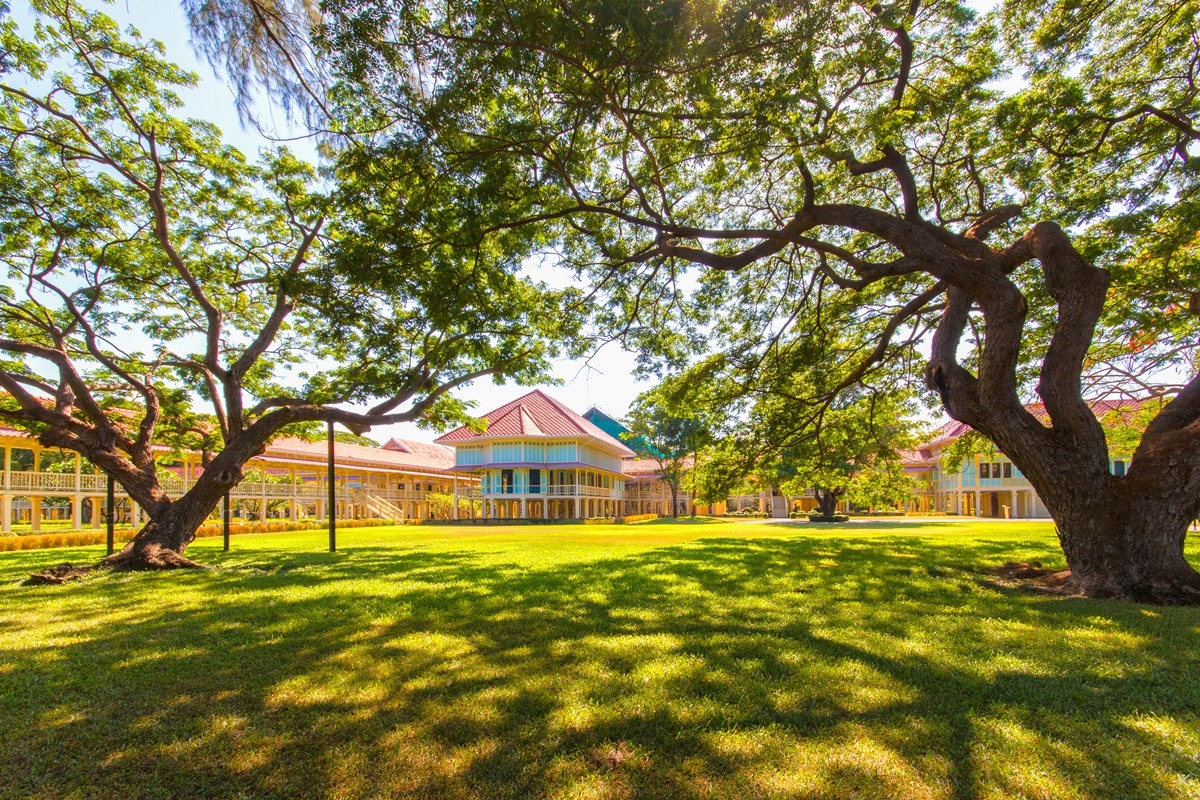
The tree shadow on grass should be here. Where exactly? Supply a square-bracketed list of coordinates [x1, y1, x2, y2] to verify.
[1, 534, 1198, 799]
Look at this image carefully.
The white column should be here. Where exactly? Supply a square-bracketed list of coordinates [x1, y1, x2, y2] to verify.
[30, 496, 41, 532]
[291, 466, 299, 518]
[1, 494, 10, 533]
[520, 497, 527, 519]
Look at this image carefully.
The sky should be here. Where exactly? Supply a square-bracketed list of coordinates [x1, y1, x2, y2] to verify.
[10, 0, 655, 441]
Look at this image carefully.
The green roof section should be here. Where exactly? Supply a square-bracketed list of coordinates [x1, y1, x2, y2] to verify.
[582, 407, 665, 459]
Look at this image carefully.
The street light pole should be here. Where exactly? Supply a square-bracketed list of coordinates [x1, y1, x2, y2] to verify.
[327, 420, 336, 553]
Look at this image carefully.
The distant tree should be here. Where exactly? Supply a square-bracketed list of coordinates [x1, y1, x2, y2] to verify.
[846, 461, 920, 513]
[0, 1, 565, 576]
[624, 384, 714, 518]
[772, 395, 920, 517]
[688, 442, 747, 512]
[425, 491, 454, 520]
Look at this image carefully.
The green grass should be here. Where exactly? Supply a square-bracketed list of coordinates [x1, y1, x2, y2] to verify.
[1, 519, 1198, 800]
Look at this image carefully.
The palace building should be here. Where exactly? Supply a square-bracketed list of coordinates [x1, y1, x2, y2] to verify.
[898, 399, 1145, 518]
[0, 390, 1149, 530]
[435, 390, 637, 519]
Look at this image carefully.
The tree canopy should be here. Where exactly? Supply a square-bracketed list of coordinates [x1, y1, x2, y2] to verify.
[315, 0, 1200, 601]
[0, 0, 569, 571]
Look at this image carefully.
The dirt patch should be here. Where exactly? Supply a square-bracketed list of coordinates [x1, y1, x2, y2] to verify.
[587, 740, 640, 771]
[983, 561, 1079, 596]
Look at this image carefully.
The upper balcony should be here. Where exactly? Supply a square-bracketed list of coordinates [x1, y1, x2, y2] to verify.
[483, 484, 619, 498]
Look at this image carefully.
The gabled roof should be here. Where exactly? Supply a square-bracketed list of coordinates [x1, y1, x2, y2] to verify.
[486, 404, 545, 437]
[435, 389, 636, 456]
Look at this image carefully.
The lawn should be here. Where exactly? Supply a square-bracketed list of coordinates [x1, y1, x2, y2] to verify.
[1, 519, 1198, 800]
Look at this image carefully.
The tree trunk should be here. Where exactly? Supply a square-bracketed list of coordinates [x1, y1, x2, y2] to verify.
[102, 496, 217, 571]
[1053, 510, 1200, 604]
[669, 483, 679, 518]
[815, 489, 840, 516]
[1030, 454, 1200, 604]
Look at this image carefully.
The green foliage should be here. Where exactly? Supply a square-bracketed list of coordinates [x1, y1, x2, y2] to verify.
[0, 1, 567, 533]
[317, 0, 1199, 473]
[425, 491, 478, 520]
[997, 0, 1200, 394]
[845, 461, 920, 511]
[939, 430, 997, 473]
[182, 0, 327, 128]
[1101, 400, 1166, 458]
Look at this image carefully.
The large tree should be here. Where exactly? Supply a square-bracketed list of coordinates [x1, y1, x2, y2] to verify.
[319, 0, 1200, 602]
[0, 0, 566, 573]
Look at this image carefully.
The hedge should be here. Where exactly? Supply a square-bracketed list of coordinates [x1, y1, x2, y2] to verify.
[0, 517, 398, 552]
[622, 513, 660, 524]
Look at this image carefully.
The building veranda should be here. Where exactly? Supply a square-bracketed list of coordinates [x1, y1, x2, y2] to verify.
[0, 426, 478, 532]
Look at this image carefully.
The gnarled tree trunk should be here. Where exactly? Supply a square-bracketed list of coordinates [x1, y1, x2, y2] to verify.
[927, 222, 1200, 604]
[814, 488, 842, 516]
[101, 495, 221, 571]
[1023, 431, 1200, 603]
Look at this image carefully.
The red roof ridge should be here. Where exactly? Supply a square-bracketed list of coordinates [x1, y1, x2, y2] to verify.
[381, 437, 412, 453]
[434, 388, 635, 456]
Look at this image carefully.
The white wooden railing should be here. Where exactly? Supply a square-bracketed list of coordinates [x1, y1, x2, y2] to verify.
[0, 471, 474, 503]
[483, 485, 618, 498]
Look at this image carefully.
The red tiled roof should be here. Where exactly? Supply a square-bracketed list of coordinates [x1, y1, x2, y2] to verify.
[622, 456, 695, 476]
[0, 423, 457, 474]
[435, 389, 636, 456]
[898, 448, 936, 467]
[262, 436, 454, 472]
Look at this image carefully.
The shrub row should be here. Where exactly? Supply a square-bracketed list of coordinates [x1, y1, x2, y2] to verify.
[622, 513, 660, 524]
[723, 510, 770, 518]
[0, 529, 137, 551]
[0, 517, 398, 552]
[583, 517, 619, 525]
[808, 514, 851, 523]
